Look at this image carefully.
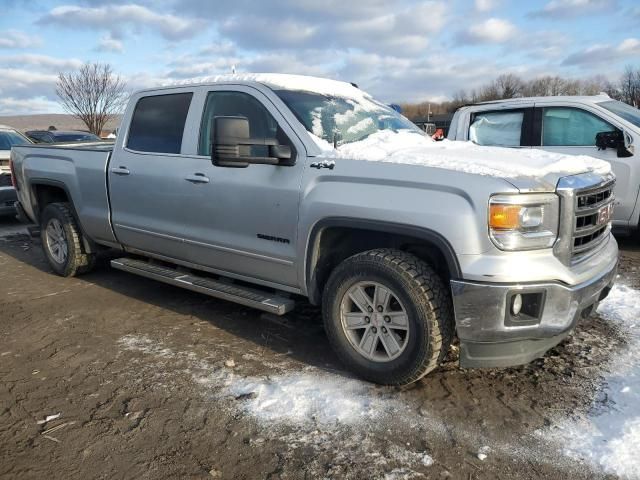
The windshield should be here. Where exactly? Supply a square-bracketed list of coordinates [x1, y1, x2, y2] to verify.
[597, 100, 640, 128]
[55, 133, 100, 142]
[0, 130, 30, 150]
[274, 89, 423, 145]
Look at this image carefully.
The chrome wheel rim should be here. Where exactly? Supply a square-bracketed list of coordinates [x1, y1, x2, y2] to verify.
[45, 218, 68, 264]
[340, 281, 410, 362]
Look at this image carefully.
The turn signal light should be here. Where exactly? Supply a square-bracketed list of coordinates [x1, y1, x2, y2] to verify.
[489, 205, 521, 230]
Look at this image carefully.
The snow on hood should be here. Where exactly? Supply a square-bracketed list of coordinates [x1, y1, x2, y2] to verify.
[313, 130, 611, 179]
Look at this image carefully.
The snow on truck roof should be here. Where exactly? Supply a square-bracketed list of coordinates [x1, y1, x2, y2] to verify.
[469, 94, 611, 107]
[170, 73, 368, 99]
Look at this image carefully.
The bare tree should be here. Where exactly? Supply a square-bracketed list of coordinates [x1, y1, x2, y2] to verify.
[400, 66, 640, 121]
[620, 65, 640, 107]
[56, 63, 128, 136]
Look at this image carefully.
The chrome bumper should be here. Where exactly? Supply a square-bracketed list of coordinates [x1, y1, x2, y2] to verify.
[450, 255, 618, 368]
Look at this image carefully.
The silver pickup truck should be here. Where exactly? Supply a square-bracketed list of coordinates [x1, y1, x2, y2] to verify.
[10, 74, 618, 385]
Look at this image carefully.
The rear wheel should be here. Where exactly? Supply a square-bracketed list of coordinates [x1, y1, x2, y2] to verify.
[322, 249, 453, 385]
[40, 202, 96, 277]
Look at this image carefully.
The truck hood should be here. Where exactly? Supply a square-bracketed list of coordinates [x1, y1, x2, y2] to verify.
[311, 130, 611, 191]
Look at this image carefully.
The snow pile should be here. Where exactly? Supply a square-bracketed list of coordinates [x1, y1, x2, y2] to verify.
[319, 130, 611, 179]
[224, 370, 401, 425]
[544, 285, 640, 479]
[175, 73, 370, 102]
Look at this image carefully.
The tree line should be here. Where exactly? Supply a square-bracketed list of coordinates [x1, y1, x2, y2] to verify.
[400, 65, 640, 120]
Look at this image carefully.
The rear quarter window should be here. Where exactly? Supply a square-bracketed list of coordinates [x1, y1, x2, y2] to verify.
[127, 92, 193, 154]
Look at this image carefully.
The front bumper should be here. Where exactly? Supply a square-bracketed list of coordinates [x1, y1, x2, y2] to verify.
[450, 254, 618, 368]
[0, 186, 17, 216]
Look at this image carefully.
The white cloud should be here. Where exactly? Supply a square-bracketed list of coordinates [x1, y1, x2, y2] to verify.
[457, 18, 518, 44]
[96, 35, 124, 53]
[475, 0, 500, 12]
[563, 37, 640, 66]
[38, 4, 200, 40]
[0, 30, 41, 49]
[0, 97, 61, 116]
[529, 0, 616, 18]
[0, 54, 83, 72]
[218, 1, 446, 56]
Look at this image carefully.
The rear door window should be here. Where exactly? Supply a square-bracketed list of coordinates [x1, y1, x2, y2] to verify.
[469, 110, 524, 146]
[542, 107, 615, 146]
[127, 93, 193, 154]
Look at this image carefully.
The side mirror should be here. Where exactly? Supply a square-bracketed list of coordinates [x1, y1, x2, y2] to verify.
[211, 116, 294, 168]
[595, 130, 633, 158]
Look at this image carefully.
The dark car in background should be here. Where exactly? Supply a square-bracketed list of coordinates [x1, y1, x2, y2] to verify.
[25, 130, 102, 144]
[0, 125, 32, 216]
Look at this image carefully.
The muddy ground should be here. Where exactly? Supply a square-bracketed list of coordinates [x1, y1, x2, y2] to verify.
[0, 216, 638, 480]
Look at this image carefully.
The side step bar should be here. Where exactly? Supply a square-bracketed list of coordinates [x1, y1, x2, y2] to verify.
[110, 257, 295, 315]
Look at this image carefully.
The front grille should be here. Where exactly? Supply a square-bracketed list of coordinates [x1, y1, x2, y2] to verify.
[572, 181, 615, 261]
[0, 174, 12, 187]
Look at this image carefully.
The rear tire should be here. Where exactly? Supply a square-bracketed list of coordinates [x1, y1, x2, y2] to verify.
[40, 202, 96, 277]
[322, 248, 453, 386]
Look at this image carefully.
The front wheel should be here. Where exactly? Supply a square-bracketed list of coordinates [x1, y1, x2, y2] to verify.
[40, 202, 96, 277]
[322, 249, 453, 385]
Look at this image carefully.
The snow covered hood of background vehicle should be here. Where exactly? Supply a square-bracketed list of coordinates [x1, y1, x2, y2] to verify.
[312, 130, 612, 180]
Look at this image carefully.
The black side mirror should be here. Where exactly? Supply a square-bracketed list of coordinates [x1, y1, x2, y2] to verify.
[595, 130, 633, 158]
[211, 115, 294, 168]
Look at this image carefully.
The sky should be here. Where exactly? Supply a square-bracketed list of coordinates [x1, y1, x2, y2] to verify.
[0, 0, 639, 115]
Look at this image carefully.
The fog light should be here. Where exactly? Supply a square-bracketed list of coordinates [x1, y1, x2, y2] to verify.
[512, 294, 523, 316]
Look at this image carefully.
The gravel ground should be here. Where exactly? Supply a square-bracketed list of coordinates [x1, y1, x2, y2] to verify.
[0, 216, 638, 480]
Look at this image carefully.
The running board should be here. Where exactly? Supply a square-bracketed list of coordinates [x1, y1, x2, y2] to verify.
[110, 257, 295, 315]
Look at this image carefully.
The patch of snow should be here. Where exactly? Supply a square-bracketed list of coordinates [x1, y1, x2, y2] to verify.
[347, 117, 374, 135]
[174, 73, 371, 103]
[542, 285, 640, 479]
[225, 370, 400, 425]
[384, 468, 423, 480]
[477, 445, 491, 461]
[307, 132, 334, 152]
[327, 130, 611, 179]
[37, 413, 61, 424]
[311, 107, 323, 138]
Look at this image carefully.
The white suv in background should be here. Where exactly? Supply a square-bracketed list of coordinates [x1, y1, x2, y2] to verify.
[0, 125, 31, 216]
[448, 95, 640, 234]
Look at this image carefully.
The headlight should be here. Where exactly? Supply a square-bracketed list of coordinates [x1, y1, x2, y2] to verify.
[489, 193, 559, 251]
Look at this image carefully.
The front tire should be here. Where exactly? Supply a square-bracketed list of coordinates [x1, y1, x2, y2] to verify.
[322, 249, 453, 385]
[40, 202, 96, 277]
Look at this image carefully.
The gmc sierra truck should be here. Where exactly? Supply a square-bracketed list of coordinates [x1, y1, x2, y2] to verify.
[10, 74, 618, 385]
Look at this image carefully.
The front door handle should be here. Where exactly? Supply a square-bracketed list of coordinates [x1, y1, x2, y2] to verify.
[111, 166, 130, 175]
[185, 173, 210, 184]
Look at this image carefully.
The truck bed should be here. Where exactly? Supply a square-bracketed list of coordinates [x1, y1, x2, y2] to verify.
[11, 142, 118, 246]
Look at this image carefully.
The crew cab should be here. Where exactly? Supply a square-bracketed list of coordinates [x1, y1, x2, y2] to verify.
[448, 95, 640, 234]
[10, 74, 618, 385]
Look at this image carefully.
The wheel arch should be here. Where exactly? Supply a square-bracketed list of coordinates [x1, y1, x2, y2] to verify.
[30, 179, 96, 253]
[304, 218, 461, 305]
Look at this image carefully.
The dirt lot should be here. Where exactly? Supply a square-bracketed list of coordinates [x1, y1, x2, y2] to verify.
[1, 216, 639, 480]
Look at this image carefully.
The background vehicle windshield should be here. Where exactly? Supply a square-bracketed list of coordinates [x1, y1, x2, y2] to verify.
[0, 130, 31, 150]
[597, 100, 640, 128]
[56, 133, 100, 142]
[274, 89, 423, 145]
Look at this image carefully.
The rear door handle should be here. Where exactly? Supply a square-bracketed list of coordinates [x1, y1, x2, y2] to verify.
[111, 166, 130, 175]
[185, 173, 210, 184]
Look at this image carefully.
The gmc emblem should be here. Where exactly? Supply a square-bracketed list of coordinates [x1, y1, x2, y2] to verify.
[597, 204, 613, 226]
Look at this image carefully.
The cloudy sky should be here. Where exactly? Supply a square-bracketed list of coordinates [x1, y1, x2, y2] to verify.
[1, 0, 639, 115]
